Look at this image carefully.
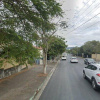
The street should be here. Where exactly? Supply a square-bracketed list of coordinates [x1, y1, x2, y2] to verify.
[39, 55, 100, 100]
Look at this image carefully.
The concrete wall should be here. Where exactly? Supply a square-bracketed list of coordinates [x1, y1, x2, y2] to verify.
[0, 58, 42, 79]
[96, 54, 100, 61]
[0, 65, 22, 79]
[92, 54, 100, 61]
[92, 54, 97, 60]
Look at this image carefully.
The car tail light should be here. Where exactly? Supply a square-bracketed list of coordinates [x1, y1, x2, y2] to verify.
[96, 74, 100, 77]
[98, 82, 100, 84]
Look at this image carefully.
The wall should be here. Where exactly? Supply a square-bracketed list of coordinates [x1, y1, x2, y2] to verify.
[92, 54, 100, 61]
[0, 65, 23, 79]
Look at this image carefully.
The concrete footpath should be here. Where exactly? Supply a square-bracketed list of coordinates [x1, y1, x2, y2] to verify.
[0, 61, 58, 100]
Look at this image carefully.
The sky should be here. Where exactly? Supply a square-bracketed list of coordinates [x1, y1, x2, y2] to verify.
[56, 0, 100, 47]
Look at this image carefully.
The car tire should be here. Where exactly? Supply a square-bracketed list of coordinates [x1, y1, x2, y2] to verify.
[92, 79, 98, 90]
[83, 72, 86, 79]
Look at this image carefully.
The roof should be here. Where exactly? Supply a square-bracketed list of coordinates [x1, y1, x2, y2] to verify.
[33, 46, 42, 50]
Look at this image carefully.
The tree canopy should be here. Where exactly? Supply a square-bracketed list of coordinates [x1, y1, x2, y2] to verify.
[0, 0, 63, 68]
[48, 36, 67, 58]
[70, 40, 100, 57]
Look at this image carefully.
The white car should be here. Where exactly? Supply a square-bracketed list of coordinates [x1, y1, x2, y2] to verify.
[61, 56, 67, 60]
[83, 64, 100, 90]
[70, 57, 78, 63]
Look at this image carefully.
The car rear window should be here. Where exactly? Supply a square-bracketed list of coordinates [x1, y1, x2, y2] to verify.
[72, 58, 76, 59]
[88, 59, 94, 61]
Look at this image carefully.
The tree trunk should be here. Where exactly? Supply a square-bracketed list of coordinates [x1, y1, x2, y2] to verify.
[43, 49, 47, 74]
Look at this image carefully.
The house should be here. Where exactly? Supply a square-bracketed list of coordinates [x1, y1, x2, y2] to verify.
[33, 46, 43, 65]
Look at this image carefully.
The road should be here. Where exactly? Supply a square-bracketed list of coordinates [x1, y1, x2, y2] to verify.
[39, 55, 100, 100]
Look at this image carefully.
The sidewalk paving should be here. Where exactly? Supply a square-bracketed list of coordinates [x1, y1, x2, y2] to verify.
[0, 61, 57, 100]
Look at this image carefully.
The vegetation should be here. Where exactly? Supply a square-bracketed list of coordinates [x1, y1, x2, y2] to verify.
[0, 0, 63, 73]
[48, 36, 67, 59]
[70, 40, 100, 58]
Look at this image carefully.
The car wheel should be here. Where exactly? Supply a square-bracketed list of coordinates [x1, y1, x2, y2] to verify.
[92, 79, 98, 90]
[83, 72, 86, 79]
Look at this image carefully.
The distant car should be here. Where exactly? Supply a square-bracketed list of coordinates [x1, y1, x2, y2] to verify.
[84, 58, 96, 65]
[83, 64, 100, 90]
[70, 57, 78, 63]
[62, 56, 67, 60]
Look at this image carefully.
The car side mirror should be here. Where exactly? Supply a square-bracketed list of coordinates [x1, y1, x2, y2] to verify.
[85, 67, 87, 68]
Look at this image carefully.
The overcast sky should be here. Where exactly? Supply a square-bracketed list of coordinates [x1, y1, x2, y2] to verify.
[56, 0, 100, 47]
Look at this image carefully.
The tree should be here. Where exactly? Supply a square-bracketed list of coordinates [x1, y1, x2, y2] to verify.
[35, 1, 63, 74]
[71, 40, 100, 58]
[70, 47, 79, 56]
[82, 40, 100, 57]
[0, 0, 42, 67]
[0, 0, 63, 73]
[48, 36, 67, 59]
[0, 31, 40, 68]
[95, 43, 100, 53]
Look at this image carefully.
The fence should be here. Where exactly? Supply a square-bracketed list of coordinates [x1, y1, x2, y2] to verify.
[92, 54, 100, 61]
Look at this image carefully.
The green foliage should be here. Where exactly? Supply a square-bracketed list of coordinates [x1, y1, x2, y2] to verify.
[0, 60, 4, 68]
[48, 36, 67, 57]
[70, 47, 79, 56]
[0, 0, 63, 69]
[0, 33, 40, 66]
[70, 40, 100, 57]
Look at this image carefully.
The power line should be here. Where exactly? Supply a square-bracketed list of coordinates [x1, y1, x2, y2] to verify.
[68, 3, 100, 30]
[80, 0, 97, 15]
[76, 2, 100, 25]
[76, 21, 100, 33]
[72, 0, 97, 27]
[68, 0, 91, 25]
[68, 13, 100, 33]
[77, 0, 91, 14]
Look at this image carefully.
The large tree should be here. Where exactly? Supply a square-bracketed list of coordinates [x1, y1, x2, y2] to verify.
[82, 40, 100, 57]
[0, 0, 63, 72]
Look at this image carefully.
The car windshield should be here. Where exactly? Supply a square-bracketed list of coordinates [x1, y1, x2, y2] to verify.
[88, 59, 94, 61]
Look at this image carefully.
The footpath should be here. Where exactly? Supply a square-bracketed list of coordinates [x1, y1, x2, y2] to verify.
[0, 61, 58, 100]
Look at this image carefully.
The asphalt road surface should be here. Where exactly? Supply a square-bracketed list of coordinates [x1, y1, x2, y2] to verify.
[39, 55, 100, 100]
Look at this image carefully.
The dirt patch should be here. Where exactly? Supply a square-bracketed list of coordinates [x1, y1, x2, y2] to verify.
[37, 73, 48, 77]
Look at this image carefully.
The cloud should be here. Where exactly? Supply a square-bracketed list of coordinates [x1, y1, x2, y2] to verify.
[57, 0, 100, 47]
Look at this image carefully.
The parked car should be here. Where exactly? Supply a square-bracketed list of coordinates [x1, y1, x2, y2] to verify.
[61, 56, 67, 60]
[83, 64, 100, 90]
[70, 57, 78, 63]
[84, 58, 96, 65]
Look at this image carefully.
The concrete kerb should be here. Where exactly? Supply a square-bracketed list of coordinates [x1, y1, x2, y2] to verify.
[29, 60, 60, 100]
